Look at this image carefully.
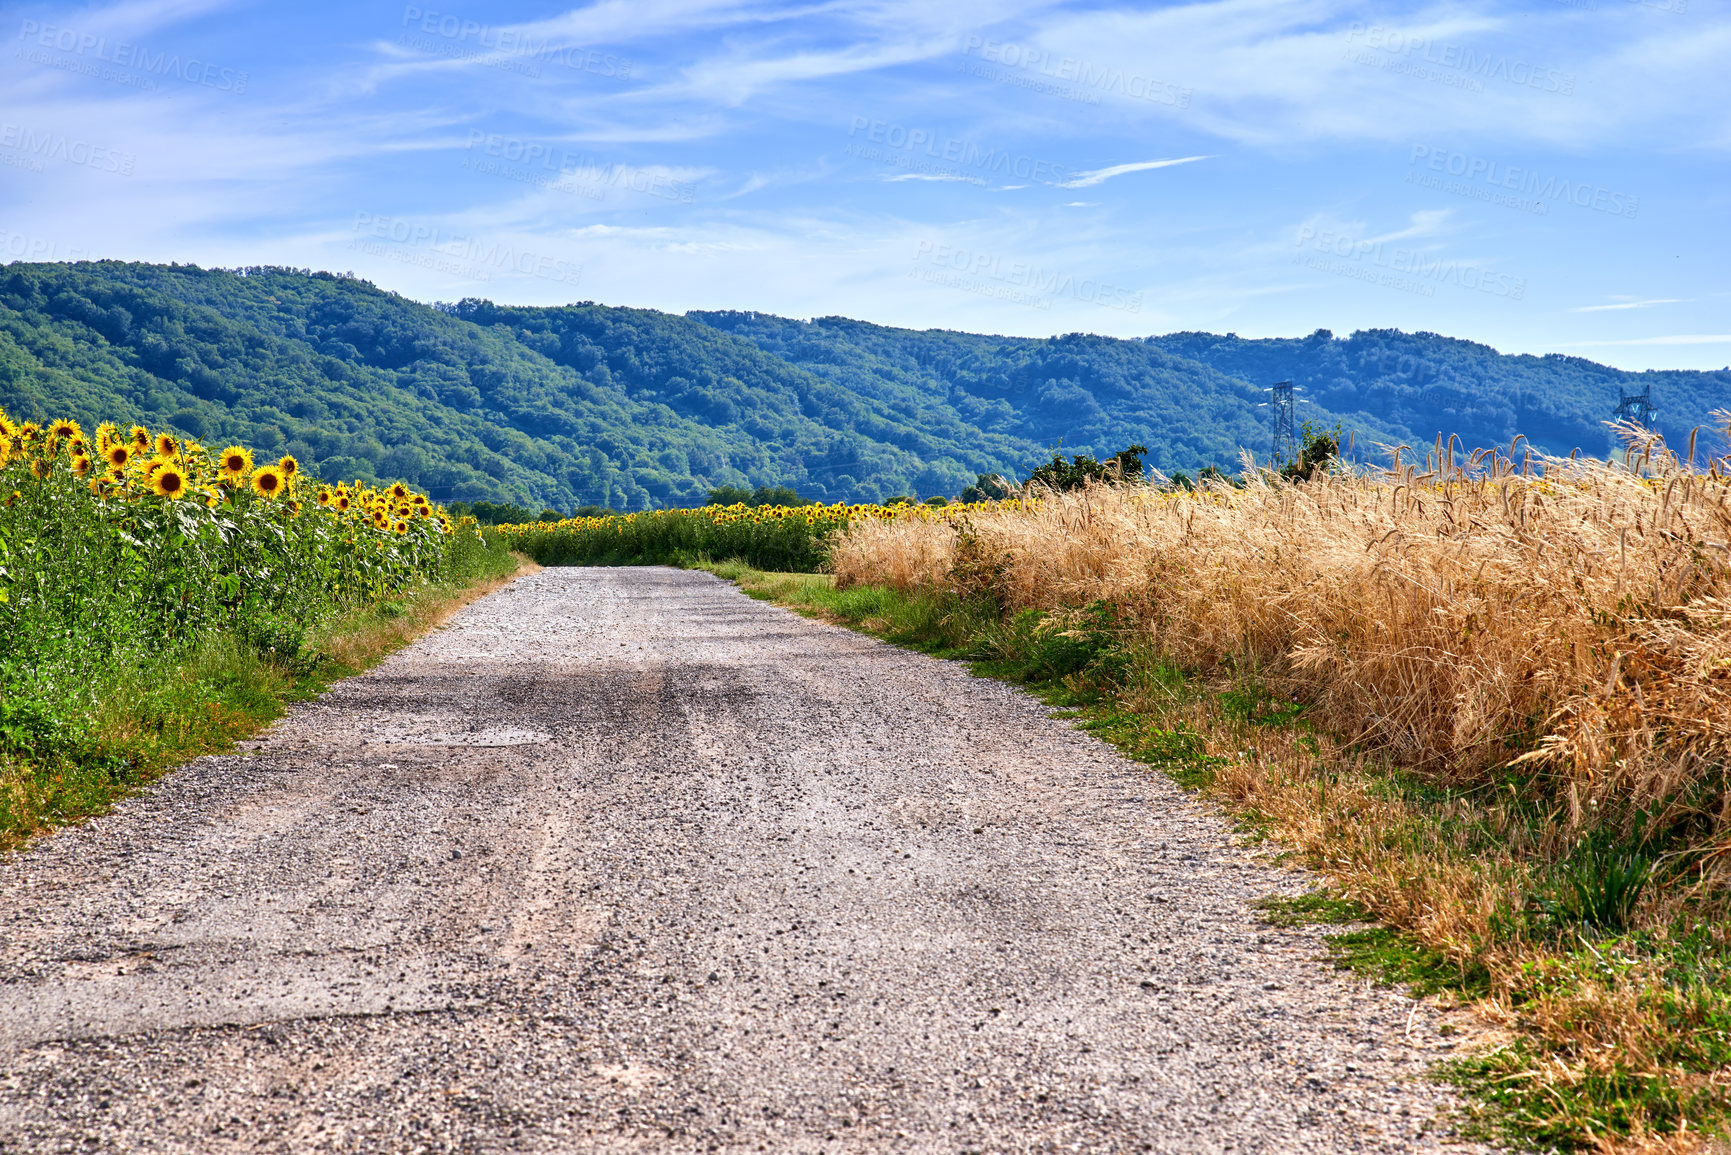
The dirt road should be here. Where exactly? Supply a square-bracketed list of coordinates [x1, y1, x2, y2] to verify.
[0, 568, 1481, 1153]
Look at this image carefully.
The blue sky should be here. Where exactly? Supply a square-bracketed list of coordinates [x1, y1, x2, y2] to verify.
[1, 0, 1726, 369]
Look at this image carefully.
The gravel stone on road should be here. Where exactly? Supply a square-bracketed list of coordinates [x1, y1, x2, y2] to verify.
[0, 567, 1487, 1153]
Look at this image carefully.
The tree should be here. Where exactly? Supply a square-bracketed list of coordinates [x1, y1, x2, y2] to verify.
[1280, 423, 1339, 482]
[1023, 444, 1148, 491]
[958, 473, 1016, 502]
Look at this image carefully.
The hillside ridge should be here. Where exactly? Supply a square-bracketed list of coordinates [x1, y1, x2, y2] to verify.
[2, 260, 1723, 509]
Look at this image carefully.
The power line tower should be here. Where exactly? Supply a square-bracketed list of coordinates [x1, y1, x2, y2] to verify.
[1269, 380, 1296, 469]
[1612, 384, 1657, 428]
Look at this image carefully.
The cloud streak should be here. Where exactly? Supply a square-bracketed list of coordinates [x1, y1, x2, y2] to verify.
[1058, 156, 1210, 188]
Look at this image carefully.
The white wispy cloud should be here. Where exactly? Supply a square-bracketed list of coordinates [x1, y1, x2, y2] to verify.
[1058, 156, 1210, 188]
[883, 172, 983, 183]
[1570, 298, 1690, 312]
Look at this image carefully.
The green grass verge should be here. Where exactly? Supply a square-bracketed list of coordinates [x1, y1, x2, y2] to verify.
[0, 539, 523, 853]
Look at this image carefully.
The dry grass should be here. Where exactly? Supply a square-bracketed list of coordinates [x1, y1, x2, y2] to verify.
[825, 426, 1731, 1147]
[833, 432, 1731, 865]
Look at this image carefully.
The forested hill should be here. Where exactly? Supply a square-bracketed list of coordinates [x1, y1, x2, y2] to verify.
[695, 313, 1730, 468]
[1143, 329, 1729, 464]
[0, 261, 1723, 511]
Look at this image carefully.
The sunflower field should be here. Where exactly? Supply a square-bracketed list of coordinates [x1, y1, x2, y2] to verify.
[0, 408, 508, 841]
[495, 497, 1031, 571]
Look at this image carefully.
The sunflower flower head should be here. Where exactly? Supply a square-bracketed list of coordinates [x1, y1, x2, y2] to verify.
[151, 463, 189, 499]
[30, 458, 53, 480]
[251, 464, 286, 498]
[129, 426, 150, 451]
[218, 446, 253, 479]
[278, 454, 298, 478]
[154, 433, 179, 460]
[105, 443, 132, 470]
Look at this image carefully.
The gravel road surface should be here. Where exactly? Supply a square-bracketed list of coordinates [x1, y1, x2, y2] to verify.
[0, 567, 1484, 1153]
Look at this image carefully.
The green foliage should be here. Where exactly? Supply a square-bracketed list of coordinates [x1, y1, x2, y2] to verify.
[958, 473, 1016, 502]
[1279, 421, 1341, 481]
[1533, 842, 1656, 934]
[1023, 444, 1148, 491]
[0, 455, 510, 848]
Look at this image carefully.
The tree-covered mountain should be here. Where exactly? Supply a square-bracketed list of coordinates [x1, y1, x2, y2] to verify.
[1142, 329, 1730, 463]
[694, 313, 1730, 468]
[0, 261, 1723, 511]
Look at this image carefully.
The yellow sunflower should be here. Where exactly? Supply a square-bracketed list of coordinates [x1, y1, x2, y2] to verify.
[151, 463, 190, 499]
[278, 454, 299, 479]
[154, 433, 178, 460]
[251, 464, 286, 498]
[20, 422, 43, 445]
[30, 458, 53, 480]
[390, 482, 409, 501]
[129, 426, 150, 451]
[335, 494, 352, 512]
[94, 422, 118, 451]
[49, 418, 81, 443]
[105, 443, 132, 470]
[315, 487, 333, 506]
[218, 446, 253, 480]
[392, 520, 408, 535]
[71, 454, 92, 476]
